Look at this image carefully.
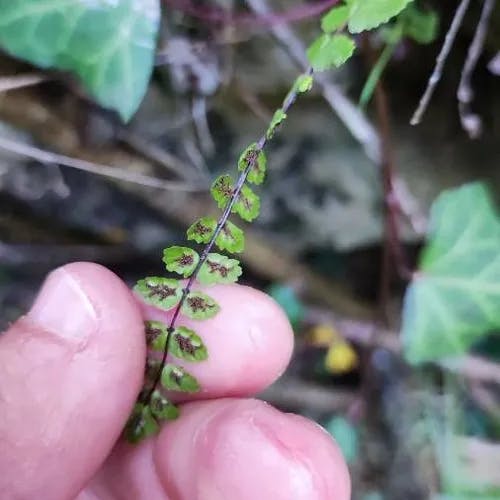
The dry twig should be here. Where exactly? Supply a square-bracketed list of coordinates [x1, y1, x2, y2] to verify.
[0, 73, 49, 93]
[457, 0, 496, 138]
[0, 136, 205, 192]
[411, 0, 471, 125]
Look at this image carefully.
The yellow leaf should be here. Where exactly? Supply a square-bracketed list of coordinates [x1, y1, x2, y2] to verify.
[325, 341, 358, 374]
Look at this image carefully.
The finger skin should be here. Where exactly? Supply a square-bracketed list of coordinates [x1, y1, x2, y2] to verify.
[85, 399, 351, 500]
[142, 284, 294, 401]
[0, 263, 145, 500]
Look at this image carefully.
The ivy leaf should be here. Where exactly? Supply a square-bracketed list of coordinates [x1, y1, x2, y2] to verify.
[187, 217, 216, 244]
[198, 253, 242, 285]
[134, 277, 182, 310]
[321, 5, 350, 33]
[145, 320, 169, 351]
[307, 34, 356, 72]
[216, 221, 245, 253]
[402, 182, 500, 364]
[294, 74, 314, 94]
[238, 144, 267, 185]
[182, 291, 220, 319]
[211, 174, 234, 209]
[163, 246, 199, 278]
[234, 185, 260, 222]
[0, 0, 160, 121]
[161, 364, 200, 393]
[266, 109, 287, 139]
[150, 391, 179, 420]
[124, 403, 159, 443]
[170, 326, 208, 362]
[347, 0, 413, 33]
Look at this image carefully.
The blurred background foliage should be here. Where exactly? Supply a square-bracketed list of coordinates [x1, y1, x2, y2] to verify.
[0, 0, 499, 498]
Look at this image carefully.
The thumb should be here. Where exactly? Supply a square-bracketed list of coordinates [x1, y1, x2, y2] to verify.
[0, 263, 145, 500]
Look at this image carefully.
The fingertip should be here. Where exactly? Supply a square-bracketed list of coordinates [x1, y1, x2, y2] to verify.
[156, 399, 350, 500]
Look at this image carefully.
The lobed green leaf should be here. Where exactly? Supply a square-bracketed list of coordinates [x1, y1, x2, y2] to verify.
[238, 144, 267, 185]
[307, 33, 356, 72]
[163, 246, 199, 278]
[182, 291, 220, 319]
[321, 5, 350, 33]
[149, 391, 179, 420]
[402, 182, 500, 364]
[134, 277, 182, 310]
[0, 0, 161, 121]
[170, 326, 208, 362]
[266, 109, 287, 139]
[198, 253, 242, 285]
[161, 364, 200, 392]
[187, 217, 217, 244]
[347, 0, 413, 34]
[216, 221, 245, 253]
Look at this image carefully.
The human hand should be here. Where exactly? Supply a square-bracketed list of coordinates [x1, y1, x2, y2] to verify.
[0, 263, 350, 499]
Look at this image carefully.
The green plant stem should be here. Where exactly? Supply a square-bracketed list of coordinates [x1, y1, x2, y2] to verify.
[142, 67, 315, 408]
[359, 33, 400, 109]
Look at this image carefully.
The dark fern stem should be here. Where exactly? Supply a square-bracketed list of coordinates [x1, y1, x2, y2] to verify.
[142, 66, 315, 411]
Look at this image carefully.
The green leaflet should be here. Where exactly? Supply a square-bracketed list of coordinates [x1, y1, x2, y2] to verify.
[238, 144, 267, 185]
[402, 182, 500, 364]
[163, 246, 199, 278]
[321, 5, 350, 33]
[211, 175, 234, 208]
[211, 175, 260, 222]
[182, 291, 220, 319]
[294, 74, 314, 93]
[266, 109, 287, 139]
[307, 33, 356, 72]
[0, 0, 160, 121]
[216, 221, 245, 253]
[347, 0, 413, 33]
[124, 403, 159, 443]
[161, 364, 200, 392]
[187, 217, 217, 244]
[134, 277, 182, 310]
[149, 391, 179, 420]
[170, 326, 208, 362]
[145, 320, 169, 351]
[198, 253, 242, 285]
[234, 185, 260, 222]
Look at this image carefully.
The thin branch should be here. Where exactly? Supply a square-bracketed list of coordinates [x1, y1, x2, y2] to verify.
[411, 0, 471, 125]
[117, 128, 205, 182]
[0, 136, 206, 192]
[259, 376, 355, 413]
[0, 73, 49, 93]
[457, 0, 496, 139]
[144, 67, 314, 407]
